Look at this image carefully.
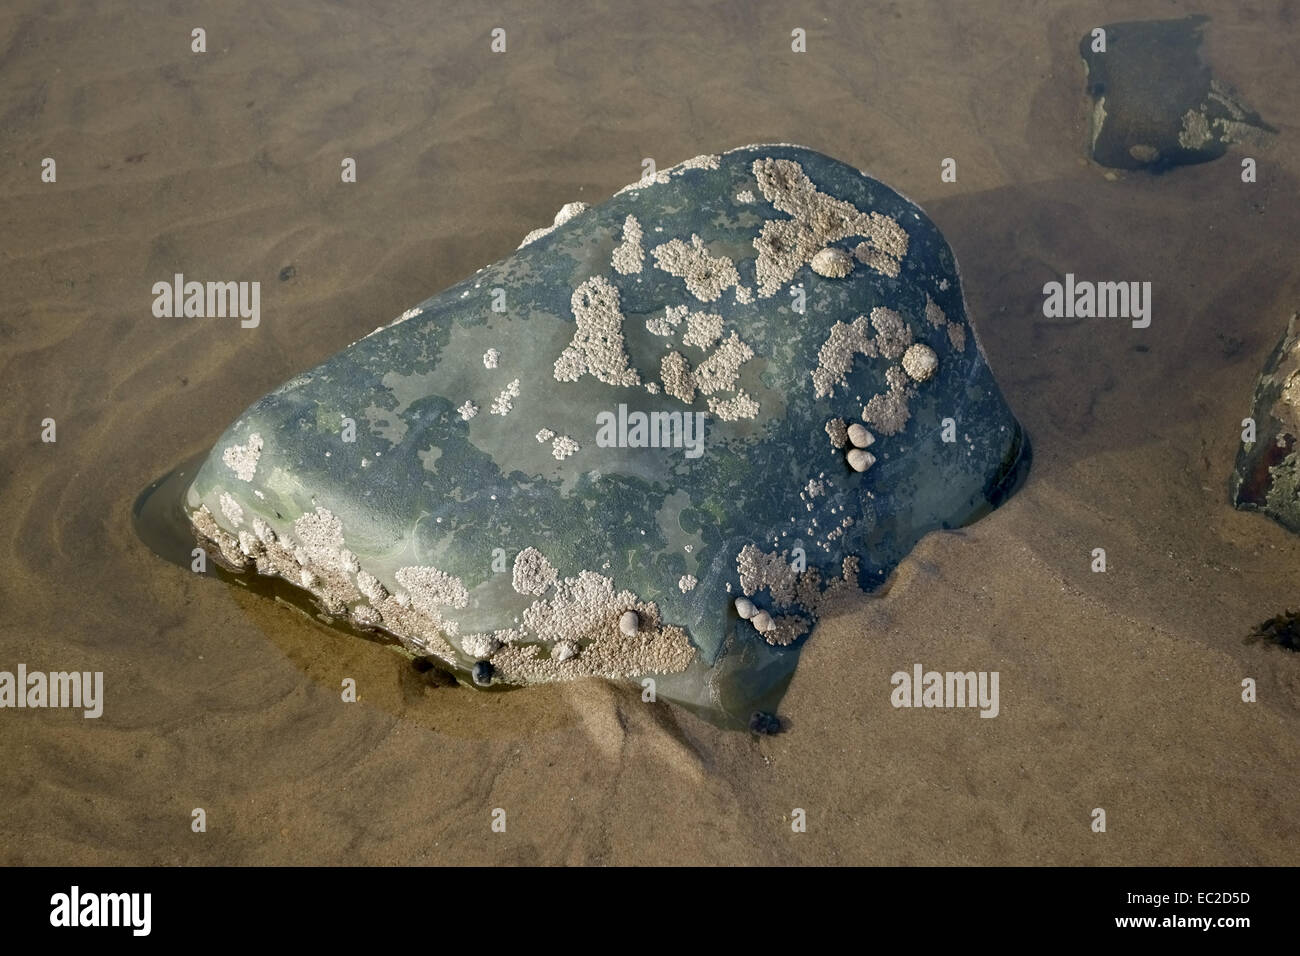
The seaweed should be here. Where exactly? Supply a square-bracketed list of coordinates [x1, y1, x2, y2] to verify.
[1246, 611, 1300, 652]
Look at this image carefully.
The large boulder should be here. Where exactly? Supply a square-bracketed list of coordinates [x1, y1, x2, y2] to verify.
[183, 144, 1027, 724]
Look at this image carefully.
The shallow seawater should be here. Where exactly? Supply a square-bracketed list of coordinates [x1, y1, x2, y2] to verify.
[7, 0, 1300, 866]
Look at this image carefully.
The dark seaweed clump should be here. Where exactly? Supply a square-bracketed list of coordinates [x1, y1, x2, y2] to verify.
[1246, 611, 1300, 652]
[749, 711, 785, 735]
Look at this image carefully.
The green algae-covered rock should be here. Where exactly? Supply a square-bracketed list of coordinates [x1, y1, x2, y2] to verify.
[184, 144, 1026, 724]
[1080, 16, 1274, 171]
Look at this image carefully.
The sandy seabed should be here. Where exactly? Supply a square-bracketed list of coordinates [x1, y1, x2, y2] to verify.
[1, 0, 1298, 865]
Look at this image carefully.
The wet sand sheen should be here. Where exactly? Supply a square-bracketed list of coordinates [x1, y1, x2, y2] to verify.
[2, 0, 1299, 864]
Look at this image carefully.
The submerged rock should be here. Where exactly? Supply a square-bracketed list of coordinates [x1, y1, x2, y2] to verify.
[1080, 16, 1274, 171]
[1232, 313, 1300, 533]
[182, 144, 1027, 725]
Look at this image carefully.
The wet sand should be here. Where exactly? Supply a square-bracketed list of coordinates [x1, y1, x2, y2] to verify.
[2, 0, 1298, 864]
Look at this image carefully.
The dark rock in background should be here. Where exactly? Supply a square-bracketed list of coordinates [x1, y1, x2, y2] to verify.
[1080, 16, 1274, 171]
[1232, 313, 1300, 532]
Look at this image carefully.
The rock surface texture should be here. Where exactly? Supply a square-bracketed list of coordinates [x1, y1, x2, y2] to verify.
[184, 144, 1027, 723]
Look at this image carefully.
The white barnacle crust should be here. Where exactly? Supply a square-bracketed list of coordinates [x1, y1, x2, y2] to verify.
[650, 234, 740, 302]
[646, 304, 687, 337]
[694, 331, 753, 395]
[553, 202, 587, 226]
[463, 633, 503, 658]
[812, 315, 874, 399]
[512, 546, 557, 595]
[392, 307, 421, 327]
[751, 156, 908, 297]
[457, 401, 478, 421]
[219, 492, 244, 527]
[761, 613, 808, 647]
[356, 571, 389, 603]
[925, 294, 966, 353]
[676, 154, 720, 172]
[518, 201, 588, 248]
[681, 311, 724, 350]
[486, 572, 694, 684]
[863, 389, 911, 436]
[870, 307, 912, 360]
[193, 503, 698, 684]
[924, 294, 947, 329]
[616, 154, 719, 195]
[852, 241, 901, 279]
[947, 323, 967, 352]
[238, 530, 262, 558]
[825, 417, 848, 449]
[661, 350, 696, 404]
[551, 435, 579, 460]
[678, 574, 698, 593]
[611, 214, 645, 275]
[810, 247, 854, 279]
[902, 342, 938, 382]
[490, 379, 520, 416]
[707, 390, 759, 421]
[222, 433, 263, 481]
[483, 348, 500, 369]
[394, 565, 470, 613]
[1178, 108, 1213, 149]
[193, 505, 473, 654]
[554, 276, 641, 387]
[535, 428, 555, 443]
[736, 543, 797, 605]
[352, 604, 382, 627]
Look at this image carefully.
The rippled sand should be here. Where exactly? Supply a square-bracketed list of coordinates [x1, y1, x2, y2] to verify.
[2, 0, 1298, 864]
